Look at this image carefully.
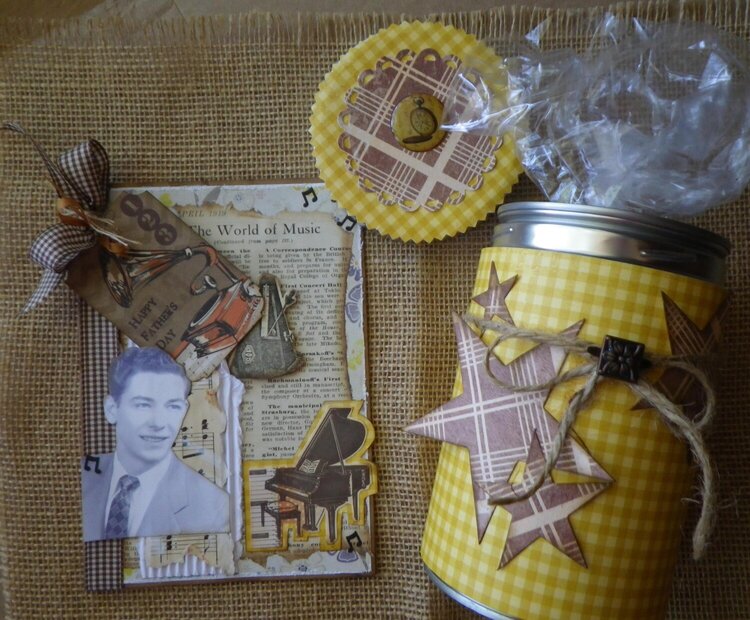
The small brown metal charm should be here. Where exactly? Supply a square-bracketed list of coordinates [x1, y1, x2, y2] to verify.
[592, 335, 648, 383]
[229, 274, 304, 379]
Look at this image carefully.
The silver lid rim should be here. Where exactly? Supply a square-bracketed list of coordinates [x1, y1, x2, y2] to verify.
[493, 202, 729, 284]
[496, 202, 730, 257]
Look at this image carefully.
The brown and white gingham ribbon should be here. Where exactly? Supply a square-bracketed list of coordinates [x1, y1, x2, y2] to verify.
[465, 314, 718, 560]
[81, 301, 122, 592]
[3, 122, 131, 313]
[5, 123, 125, 590]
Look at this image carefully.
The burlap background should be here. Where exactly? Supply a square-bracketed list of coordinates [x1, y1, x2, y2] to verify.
[0, 2, 748, 618]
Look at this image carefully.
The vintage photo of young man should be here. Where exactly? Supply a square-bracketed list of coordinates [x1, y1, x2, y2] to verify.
[81, 346, 229, 542]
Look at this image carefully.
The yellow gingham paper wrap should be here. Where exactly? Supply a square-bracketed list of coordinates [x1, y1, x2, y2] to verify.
[421, 247, 727, 619]
[310, 21, 522, 243]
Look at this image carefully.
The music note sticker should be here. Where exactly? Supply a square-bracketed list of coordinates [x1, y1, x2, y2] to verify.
[336, 214, 357, 232]
[83, 455, 102, 474]
[346, 531, 363, 553]
[302, 187, 318, 207]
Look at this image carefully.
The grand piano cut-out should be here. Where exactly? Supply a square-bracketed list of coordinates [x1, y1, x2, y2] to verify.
[245, 401, 376, 552]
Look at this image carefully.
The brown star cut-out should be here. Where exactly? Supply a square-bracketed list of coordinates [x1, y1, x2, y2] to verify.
[633, 292, 729, 417]
[405, 314, 612, 542]
[499, 430, 610, 567]
[471, 264, 517, 324]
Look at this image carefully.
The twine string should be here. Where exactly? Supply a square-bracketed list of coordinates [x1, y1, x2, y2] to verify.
[464, 314, 717, 560]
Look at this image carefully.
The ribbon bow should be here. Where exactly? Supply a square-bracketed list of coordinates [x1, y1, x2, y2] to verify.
[4, 122, 131, 313]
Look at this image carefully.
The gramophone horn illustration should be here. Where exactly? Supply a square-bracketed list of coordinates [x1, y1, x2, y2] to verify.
[100, 243, 263, 358]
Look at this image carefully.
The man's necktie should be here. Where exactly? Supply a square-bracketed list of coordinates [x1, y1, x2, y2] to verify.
[104, 474, 140, 539]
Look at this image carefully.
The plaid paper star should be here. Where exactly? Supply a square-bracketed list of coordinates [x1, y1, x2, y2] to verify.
[499, 431, 610, 568]
[633, 292, 729, 417]
[406, 314, 612, 540]
[471, 264, 517, 324]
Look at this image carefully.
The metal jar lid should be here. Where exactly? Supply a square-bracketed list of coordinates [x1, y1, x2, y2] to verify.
[493, 202, 730, 285]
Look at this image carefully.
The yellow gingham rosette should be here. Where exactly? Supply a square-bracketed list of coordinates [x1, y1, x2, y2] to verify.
[310, 21, 522, 243]
[420, 246, 727, 619]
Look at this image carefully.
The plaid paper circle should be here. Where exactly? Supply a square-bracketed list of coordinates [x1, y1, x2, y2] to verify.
[339, 48, 503, 213]
[311, 21, 522, 243]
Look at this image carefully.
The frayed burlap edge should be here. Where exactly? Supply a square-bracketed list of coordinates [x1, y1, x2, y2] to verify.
[0, 1, 747, 48]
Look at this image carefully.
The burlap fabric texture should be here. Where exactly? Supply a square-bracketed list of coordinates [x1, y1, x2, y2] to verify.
[1, 2, 749, 618]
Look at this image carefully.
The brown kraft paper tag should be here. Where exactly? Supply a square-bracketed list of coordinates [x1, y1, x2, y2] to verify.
[67, 190, 263, 380]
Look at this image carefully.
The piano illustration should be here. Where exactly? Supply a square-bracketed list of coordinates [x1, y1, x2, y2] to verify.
[264, 404, 373, 543]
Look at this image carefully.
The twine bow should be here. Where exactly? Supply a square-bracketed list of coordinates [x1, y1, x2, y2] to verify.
[3, 122, 131, 313]
[464, 314, 717, 560]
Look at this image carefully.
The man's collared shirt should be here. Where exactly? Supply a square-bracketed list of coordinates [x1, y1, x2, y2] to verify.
[104, 452, 173, 537]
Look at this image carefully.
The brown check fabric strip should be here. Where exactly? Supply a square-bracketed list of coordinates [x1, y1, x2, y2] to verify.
[57, 138, 110, 210]
[3, 122, 109, 210]
[74, 136, 122, 591]
[81, 303, 119, 456]
[81, 287, 122, 591]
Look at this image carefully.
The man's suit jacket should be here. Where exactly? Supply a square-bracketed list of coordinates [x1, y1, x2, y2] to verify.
[81, 452, 229, 542]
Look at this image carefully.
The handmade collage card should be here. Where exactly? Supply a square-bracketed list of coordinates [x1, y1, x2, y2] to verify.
[96, 183, 377, 584]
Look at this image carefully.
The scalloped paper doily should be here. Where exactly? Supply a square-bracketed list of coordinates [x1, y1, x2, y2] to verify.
[311, 21, 522, 243]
